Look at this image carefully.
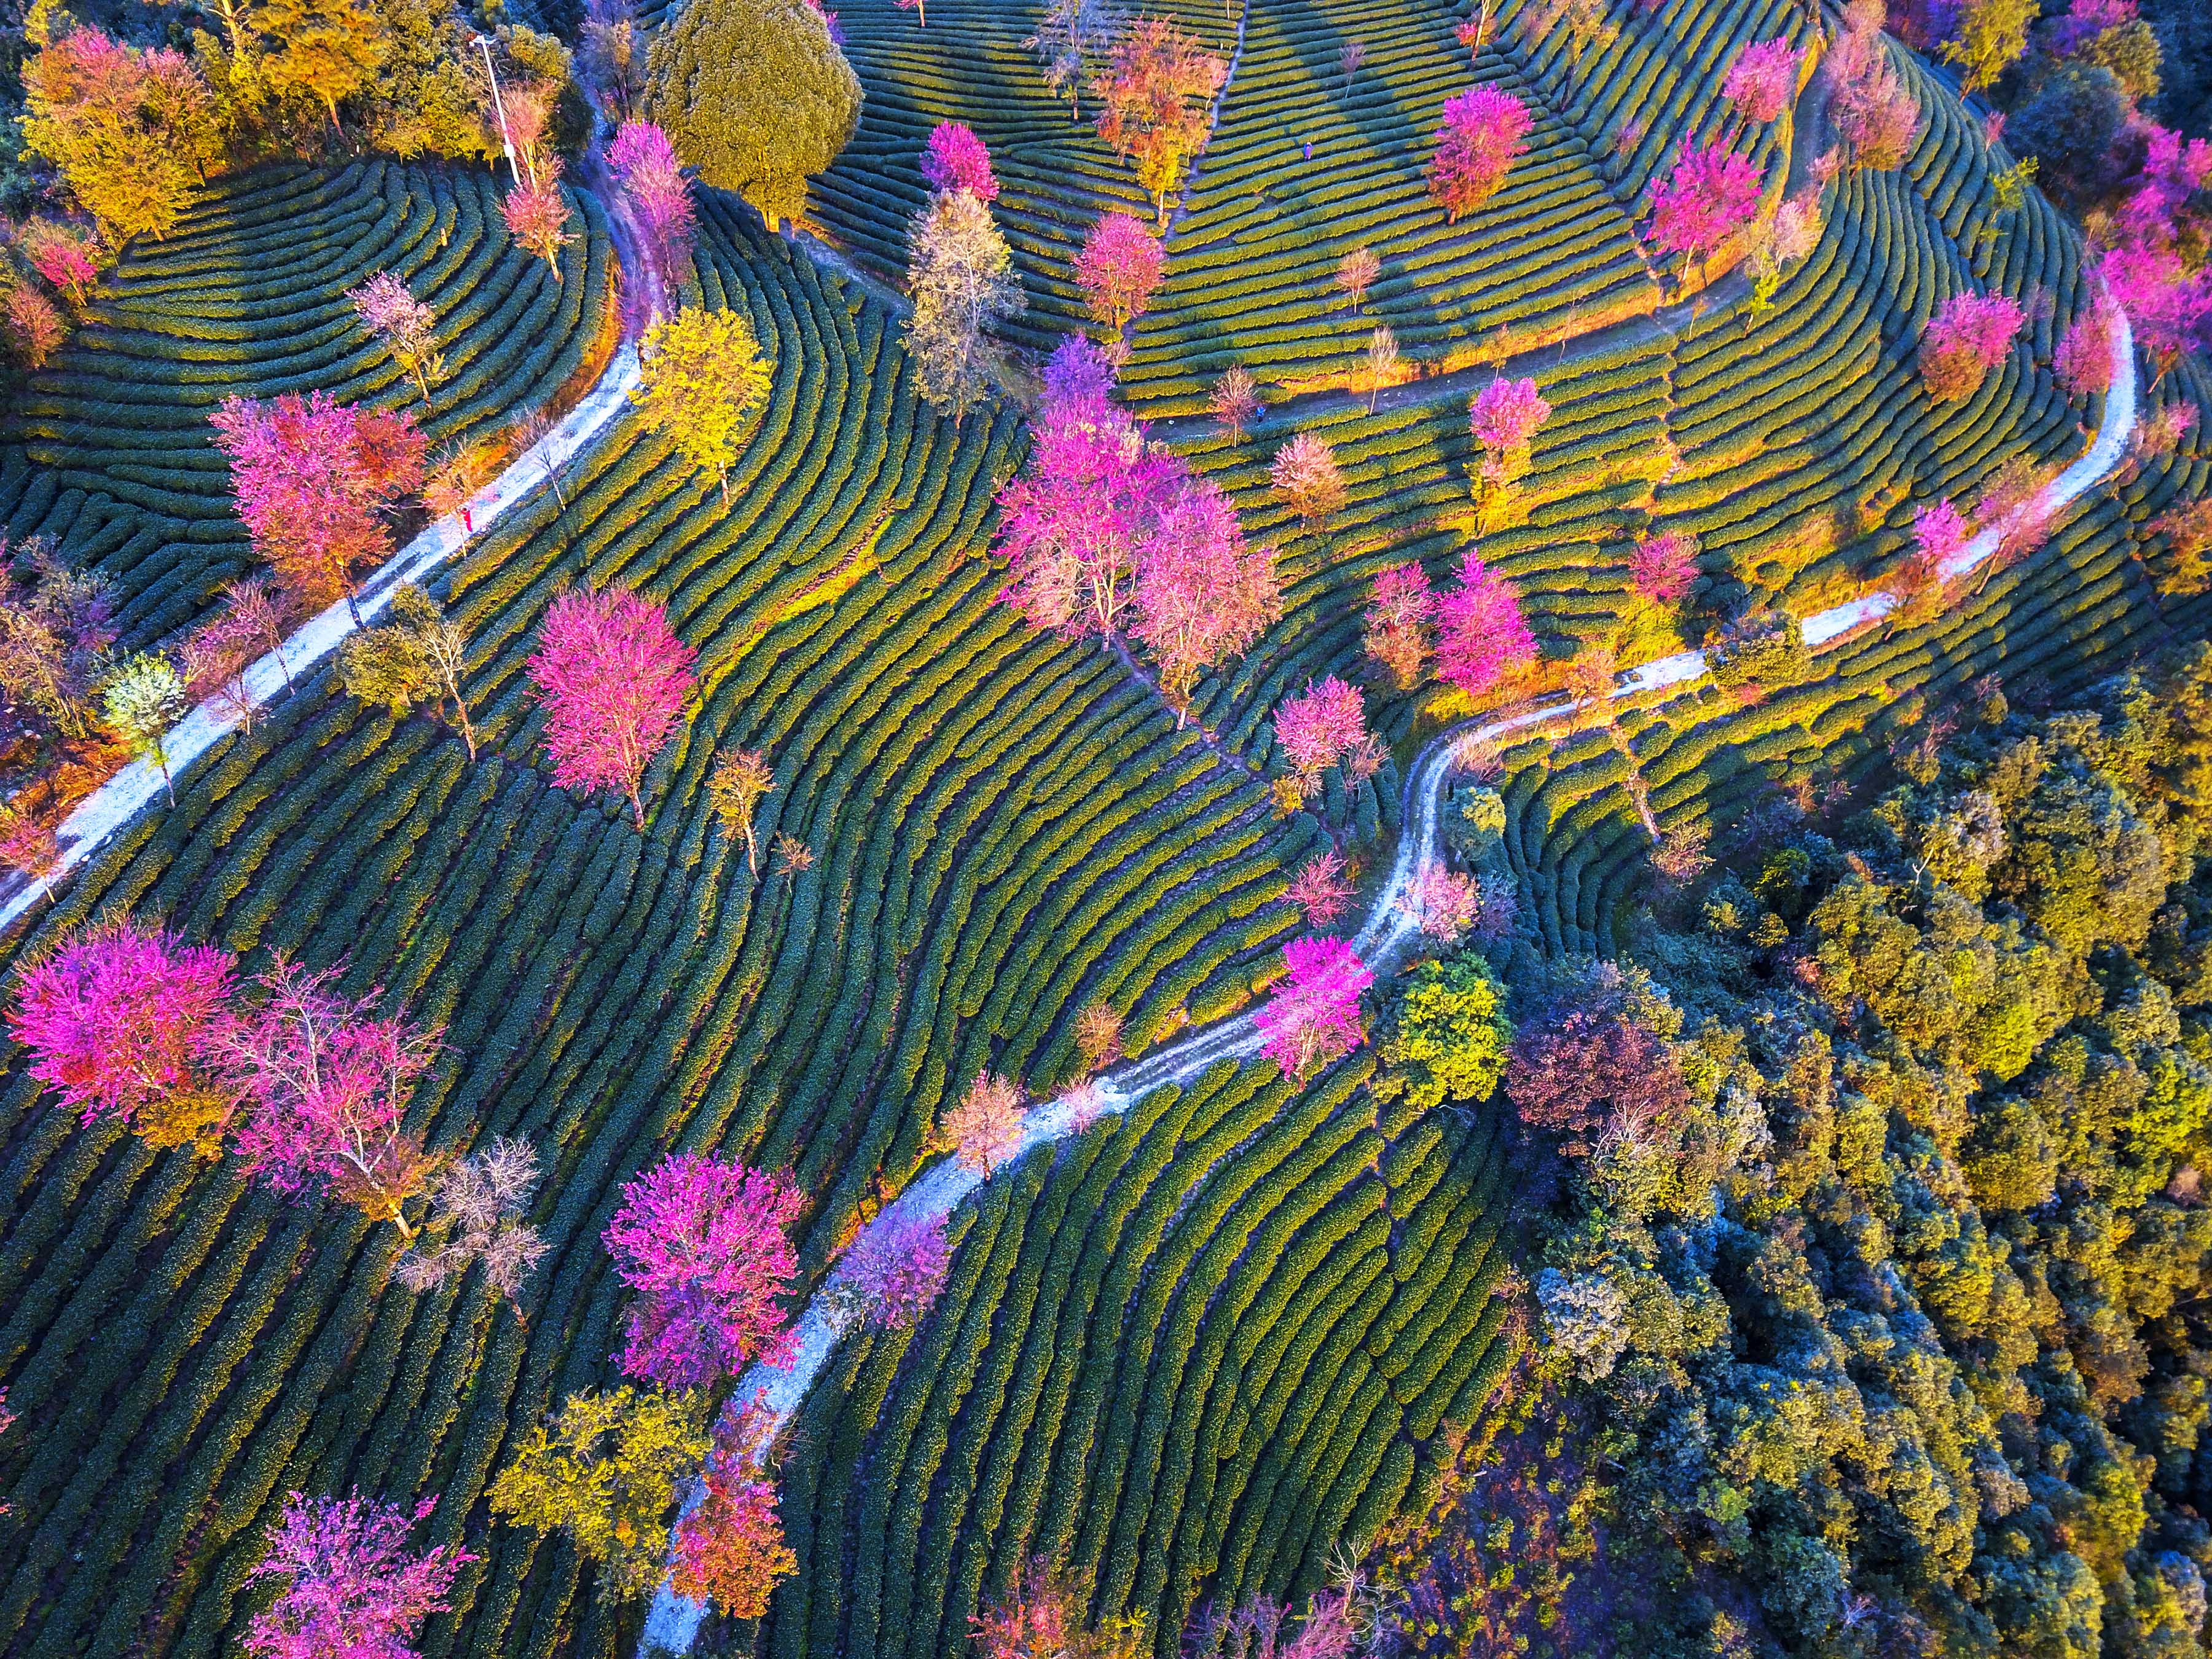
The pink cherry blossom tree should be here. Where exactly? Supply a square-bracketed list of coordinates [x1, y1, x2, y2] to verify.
[1629, 530, 1697, 606]
[1427, 85, 1531, 224]
[607, 119, 697, 283]
[211, 392, 427, 622]
[2098, 246, 2212, 388]
[920, 120, 998, 200]
[504, 170, 573, 280]
[995, 394, 1185, 640]
[1722, 38, 1800, 124]
[1074, 211, 1166, 334]
[244, 1491, 473, 1659]
[1256, 936, 1373, 1078]
[826, 1210, 952, 1332]
[1269, 432, 1349, 535]
[214, 956, 440, 1237]
[1918, 290, 2023, 401]
[941, 1070, 1026, 1177]
[1362, 560, 1437, 689]
[670, 1435, 796, 1618]
[7, 914, 237, 1154]
[1131, 478, 1281, 723]
[1397, 860, 1478, 941]
[1436, 549, 1537, 696]
[1284, 850, 1354, 925]
[2053, 299, 2119, 400]
[21, 219, 104, 309]
[1467, 377, 1551, 496]
[526, 589, 698, 831]
[602, 1152, 804, 1390]
[1274, 676, 1369, 786]
[1643, 141, 1763, 282]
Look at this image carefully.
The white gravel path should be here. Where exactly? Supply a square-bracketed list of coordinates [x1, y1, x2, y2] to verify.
[639, 310, 2140, 1654]
[0, 343, 643, 938]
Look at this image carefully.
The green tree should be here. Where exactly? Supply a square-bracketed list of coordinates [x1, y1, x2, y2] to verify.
[630, 306, 775, 504]
[337, 584, 478, 758]
[487, 1386, 712, 1596]
[1373, 950, 1512, 1110]
[103, 653, 189, 804]
[640, 0, 860, 232]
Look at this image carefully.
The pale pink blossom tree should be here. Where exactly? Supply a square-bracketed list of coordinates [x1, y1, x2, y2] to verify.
[827, 1210, 951, 1332]
[920, 120, 998, 200]
[526, 589, 698, 830]
[504, 169, 573, 280]
[1467, 376, 1550, 496]
[941, 1070, 1025, 1177]
[1427, 85, 1531, 223]
[1256, 936, 1372, 1078]
[1397, 861, 1478, 941]
[1131, 478, 1281, 723]
[1723, 38, 1800, 124]
[1284, 850, 1354, 925]
[1630, 530, 1697, 606]
[20, 219, 103, 308]
[602, 1152, 804, 1389]
[1362, 560, 1436, 689]
[1269, 432, 1348, 534]
[1435, 549, 1537, 696]
[607, 120, 697, 281]
[214, 957, 440, 1237]
[244, 1491, 473, 1659]
[1918, 290, 2023, 401]
[7, 914, 237, 1154]
[1643, 141, 1762, 282]
[1074, 211, 1166, 334]
[347, 273, 443, 403]
[1210, 366, 1261, 442]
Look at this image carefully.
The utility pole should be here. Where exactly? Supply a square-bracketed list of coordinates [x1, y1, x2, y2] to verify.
[474, 34, 522, 186]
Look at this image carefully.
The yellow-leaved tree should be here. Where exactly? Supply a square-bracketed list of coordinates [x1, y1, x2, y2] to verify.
[640, 0, 860, 234]
[630, 305, 774, 506]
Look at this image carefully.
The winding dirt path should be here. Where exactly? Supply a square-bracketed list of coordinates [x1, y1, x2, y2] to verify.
[637, 299, 2141, 1658]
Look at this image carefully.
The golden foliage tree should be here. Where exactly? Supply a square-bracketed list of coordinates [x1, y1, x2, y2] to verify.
[630, 305, 775, 504]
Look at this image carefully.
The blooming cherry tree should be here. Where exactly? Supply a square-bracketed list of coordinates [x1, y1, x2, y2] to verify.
[1285, 850, 1355, 925]
[526, 589, 698, 830]
[1075, 211, 1166, 333]
[608, 119, 697, 283]
[7, 914, 237, 1154]
[826, 1210, 952, 1332]
[1643, 141, 1762, 281]
[244, 1491, 473, 1659]
[1722, 38, 1799, 124]
[215, 956, 440, 1237]
[1918, 290, 2023, 401]
[1257, 936, 1373, 1078]
[1630, 531, 1696, 606]
[672, 1454, 798, 1618]
[1274, 676, 1369, 787]
[1428, 85, 1530, 223]
[1210, 366, 1261, 441]
[1467, 377, 1551, 496]
[1362, 560, 1437, 689]
[603, 1152, 804, 1389]
[1397, 861, 1478, 941]
[348, 273, 443, 403]
[941, 1071, 1026, 1177]
[21, 218, 104, 309]
[920, 120, 998, 199]
[1435, 549, 1537, 696]
[1131, 477, 1281, 723]
[2053, 299, 2119, 399]
[1269, 432, 1348, 534]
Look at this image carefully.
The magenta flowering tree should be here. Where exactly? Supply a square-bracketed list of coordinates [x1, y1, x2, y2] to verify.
[920, 120, 998, 200]
[526, 589, 698, 830]
[7, 914, 237, 1154]
[994, 391, 1185, 639]
[1435, 550, 1537, 696]
[1643, 141, 1762, 281]
[1131, 477, 1281, 723]
[2098, 246, 2212, 386]
[1722, 38, 1800, 124]
[1468, 376, 1551, 495]
[1893, 498, 1971, 619]
[1040, 335, 1119, 420]
[1362, 560, 1437, 689]
[215, 956, 440, 1237]
[602, 1152, 804, 1390]
[2053, 299, 2119, 399]
[832, 1211, 952, 1332]
[1273, 675, 1370, 782]
[1257, 936, 1373, 1078]
[1074, 211, 1166, 334]
[1629, 531, 1697, 606]
[1918, 290, 2023, 401]
[244, 1491, 473, 1659]
[1427, 85, 1531, 223]
[607, 120, 697, 281]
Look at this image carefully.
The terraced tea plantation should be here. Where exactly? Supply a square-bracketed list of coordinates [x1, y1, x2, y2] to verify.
[0, 161, 614, 650]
